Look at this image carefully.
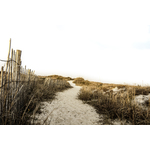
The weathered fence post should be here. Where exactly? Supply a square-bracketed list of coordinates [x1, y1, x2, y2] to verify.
[10, 48, 13, 112]
[15, 50, 22, 118]
[28, 69, 31, 84]
[15, 51, 18, 89]
[4, 38, 11, 85]
[16, 50, 22, 89]
[24, 65, 27, 82]
[1, 66, 4, 115]
[13, 50, 16, 89]
[3, 38, 11, 121]
[10, 49, 13, 85]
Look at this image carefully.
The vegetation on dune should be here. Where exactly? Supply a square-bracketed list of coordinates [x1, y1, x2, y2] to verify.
[134, 86, 150, 95]
[2, 72, 150, 125]
[74, 77, 150, 95]
[76, 77, 150, 125]
[73, 77, 102, 86]
[38, 75, 74, 81]
[0, 75, 72, 125]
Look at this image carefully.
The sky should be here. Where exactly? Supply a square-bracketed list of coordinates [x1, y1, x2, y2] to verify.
[0, 0, 150, 85]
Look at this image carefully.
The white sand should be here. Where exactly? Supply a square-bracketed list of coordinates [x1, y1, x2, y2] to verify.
[31, 81, 102, 125]
[134, 94, 150, 104]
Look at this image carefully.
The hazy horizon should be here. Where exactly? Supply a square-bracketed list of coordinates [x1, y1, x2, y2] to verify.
[0, 0, 150, 86]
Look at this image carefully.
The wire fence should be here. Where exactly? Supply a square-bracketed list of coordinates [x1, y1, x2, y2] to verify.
[0, 38, 72, 124]
[0, 38, 37, 124]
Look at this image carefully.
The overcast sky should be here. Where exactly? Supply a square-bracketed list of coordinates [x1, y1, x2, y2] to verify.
[0, 0, 150, 85]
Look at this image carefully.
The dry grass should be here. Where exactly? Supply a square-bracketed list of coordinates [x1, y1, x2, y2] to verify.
[0, 75, 72, 125]
[76, 78, 150, 125]
[38, 75, 74, 81]
[73, 77, 103, 86]
[74, 77, 150, 96]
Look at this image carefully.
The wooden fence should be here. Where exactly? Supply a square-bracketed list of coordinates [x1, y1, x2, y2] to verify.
[0, 38, 37, 124]
[0, 38, 72, 124]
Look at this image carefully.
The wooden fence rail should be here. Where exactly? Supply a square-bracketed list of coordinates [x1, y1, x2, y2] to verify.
[0, 38, 37, 124]
[0, 38, 71, 124]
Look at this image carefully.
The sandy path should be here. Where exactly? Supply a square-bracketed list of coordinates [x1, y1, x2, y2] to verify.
[32, 81, 102, 125]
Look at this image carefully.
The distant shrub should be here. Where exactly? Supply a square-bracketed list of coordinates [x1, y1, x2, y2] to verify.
[73, 77, 85, 85]
[84, 80, 90, 85]
[135, 87, 150, 95]
[46, 75, 73, 81]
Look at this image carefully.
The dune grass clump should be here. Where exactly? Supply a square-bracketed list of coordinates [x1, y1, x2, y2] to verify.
[134, 86, 150, 95]
[74, 77, 150, 96]
[78, 85, 150, 125]
[0, 76, 72, 125]
[38, 75, 74, 81]
[73, 77, 103, 86]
